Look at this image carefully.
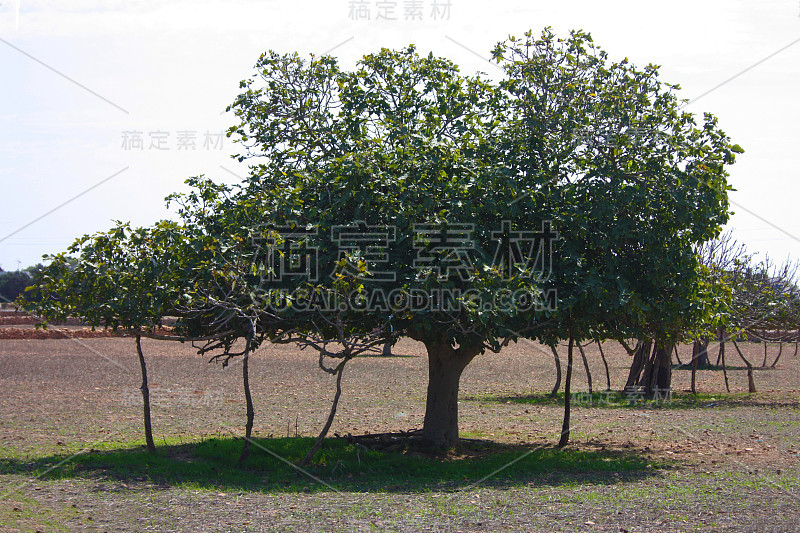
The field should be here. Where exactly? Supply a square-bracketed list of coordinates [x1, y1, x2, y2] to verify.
[1, 334, 799, 532]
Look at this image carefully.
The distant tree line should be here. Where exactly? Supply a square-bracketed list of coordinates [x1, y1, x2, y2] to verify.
[0, 264, 43, 304]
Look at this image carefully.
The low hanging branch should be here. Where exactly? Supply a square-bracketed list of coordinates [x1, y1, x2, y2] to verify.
[127, 329, 236, 343]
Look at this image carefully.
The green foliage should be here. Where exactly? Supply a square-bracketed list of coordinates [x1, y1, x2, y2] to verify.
[22, 28, 742, 401]
[489, 28, 739, 345]
[21, 221, 188, 332]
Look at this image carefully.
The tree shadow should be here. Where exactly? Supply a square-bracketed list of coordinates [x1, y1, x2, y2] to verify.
[673, 364, 774, 371]
[464, 391, 792, 410]
[0, 436, 665, 494]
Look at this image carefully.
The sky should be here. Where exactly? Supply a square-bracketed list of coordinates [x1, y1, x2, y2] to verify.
[0, 0, 798, 272]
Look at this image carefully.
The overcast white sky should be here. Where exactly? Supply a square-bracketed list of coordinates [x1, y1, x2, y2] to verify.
[0, 0, 798, 271]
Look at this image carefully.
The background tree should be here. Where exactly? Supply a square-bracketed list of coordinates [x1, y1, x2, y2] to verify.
[0, 270, 33, 303]
[22, 222, 191, 452]
[492, 29, 742, 410]
[692, 231, 800, 392]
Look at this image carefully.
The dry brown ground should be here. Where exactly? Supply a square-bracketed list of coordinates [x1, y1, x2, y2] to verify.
[1, 335, 798, 532]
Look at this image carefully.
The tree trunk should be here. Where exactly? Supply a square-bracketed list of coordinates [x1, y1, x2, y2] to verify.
[301, 361, 348, 465]
[770, 343, 783, 368]
[558, 336, 574, 448]
[673, 344, 683, 366]
[732, 340, 757, 393]
[421, 340, 479, 448]
[382, 340, 393, 357]
[577, 342, 593, 394]
[596, 340, 612, 391]
[651, 344, 673, 394]
[626, 340, 672, 398]
[549, 345, 562, 397]
[625, 340, 651, 390]
[691, 340, 699, 394]
[135, 335, 156, 453]
[695, 338, 711, 369]
[762, 341, 768, 368]
[239, 343, 255, 463]
[721, 336, 730, 393]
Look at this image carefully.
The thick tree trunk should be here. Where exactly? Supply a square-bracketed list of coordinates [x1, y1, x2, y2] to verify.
[421, 340, 479, 448]
[549, 345, 562, 397]
[382, 340, 393, 357]
[625, 340, 651, 390]
[694, 338, 711, 369]
[626, 340, 672, 398]
[651, 344, 673, 394]
[558, 336, 574, 448]
[135, 335, 156, 453]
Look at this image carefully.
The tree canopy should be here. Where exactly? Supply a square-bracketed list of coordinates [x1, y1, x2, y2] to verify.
[23, 28, 743, 448]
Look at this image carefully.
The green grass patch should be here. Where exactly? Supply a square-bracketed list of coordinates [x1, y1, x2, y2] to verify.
[0, 436, 663, 493]
[0, 493, 83, 533]
[466, 391, 753, 410]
